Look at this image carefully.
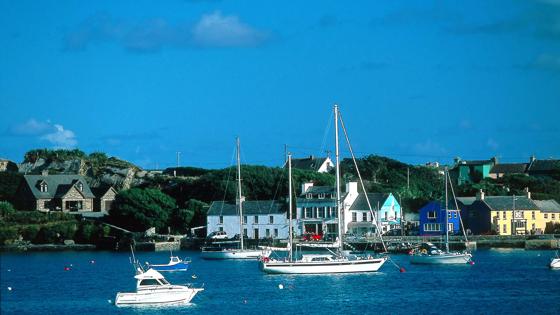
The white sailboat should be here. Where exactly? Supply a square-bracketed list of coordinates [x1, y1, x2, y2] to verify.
[410, 168, 472, 265]
[201, 137, 267, 260]
[550, 251, 560, 269]
[260, 104, 387, 274]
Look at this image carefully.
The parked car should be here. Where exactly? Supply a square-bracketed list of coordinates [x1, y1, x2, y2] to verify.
[382, 229, 403, 236]
[303, 232, 323, 241]
[207, 231, 228, 240]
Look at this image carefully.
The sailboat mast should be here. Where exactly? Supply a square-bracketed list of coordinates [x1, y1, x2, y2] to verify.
[236, 137, 244, 250]
[445, 167, 449, 253]
[288, 153, 293, 262]
[334, 104, 343, 253]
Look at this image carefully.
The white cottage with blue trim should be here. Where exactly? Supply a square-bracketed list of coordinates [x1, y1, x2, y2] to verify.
[206, 199, 288, 239]
[347, 192, 402, 235]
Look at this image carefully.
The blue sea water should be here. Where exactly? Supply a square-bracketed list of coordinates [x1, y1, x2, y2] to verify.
[1, 249, 559, 314]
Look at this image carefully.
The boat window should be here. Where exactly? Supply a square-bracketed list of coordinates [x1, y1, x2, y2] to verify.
[139, 279, 161, 286]
[159, 278, 170, 285]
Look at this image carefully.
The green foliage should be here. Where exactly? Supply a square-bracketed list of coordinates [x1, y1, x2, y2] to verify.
[109, 188, 176, 232]
[6, 211, 76, 224]
[24, 149, 86, 163]
[0, 226, 18, 245]
[544, 222, 560, 234]
[163, 167, 210, 177]
[0, 201, 16, 219]
[0, 172, 23, 203]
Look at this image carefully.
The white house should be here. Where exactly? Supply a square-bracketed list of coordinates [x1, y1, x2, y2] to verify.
[289, 155, 334, 173]
[347, 192, 402, 235]
[206, 200, 288, 239]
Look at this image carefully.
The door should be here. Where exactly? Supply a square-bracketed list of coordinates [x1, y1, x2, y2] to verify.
[254, 228, 259, 239]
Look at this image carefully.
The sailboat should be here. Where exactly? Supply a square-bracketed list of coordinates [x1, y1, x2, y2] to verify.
[410, 168, 473, 265]
[200, 138, 268, 260]
[260, 104, 387, 274]
[550, 251, 560, 269]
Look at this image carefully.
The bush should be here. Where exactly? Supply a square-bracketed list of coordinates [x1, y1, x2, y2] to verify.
[0, 201, 16, 219]
[0, 226, 18, 245]
[20, 225, 41, 241]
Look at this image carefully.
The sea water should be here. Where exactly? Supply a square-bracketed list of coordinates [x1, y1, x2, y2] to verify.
[1, 248, 559, 314]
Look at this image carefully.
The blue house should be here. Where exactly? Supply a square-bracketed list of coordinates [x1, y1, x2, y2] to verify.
[419, 201, 462, 236]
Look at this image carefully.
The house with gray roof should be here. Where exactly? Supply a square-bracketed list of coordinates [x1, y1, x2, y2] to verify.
[206, 200, 288, 239]
[527, 157, 560, 177]
[289, 155, 334, 173]
[489, 163, 528, 179]
[347, 192, 401, 235]
[15, 173, 95, 212]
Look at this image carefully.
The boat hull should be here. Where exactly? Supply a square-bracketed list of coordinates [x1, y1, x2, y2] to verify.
[410, 253, 472, 265]
[148, 262, 190, 272]
[115, 287, 203, 306]
[200, 249, 264, 260]
[550, 258, 560, 269]
[260, 257, 387, 274]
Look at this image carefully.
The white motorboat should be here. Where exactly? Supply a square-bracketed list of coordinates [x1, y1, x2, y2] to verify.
[146, 252, 190, 271]
[200, 247, 267, 260]
[550, 251, 560, 269]
[410, 243, 472, 265]
[115, 268, 203, 306]
[260, 105, 388, 274]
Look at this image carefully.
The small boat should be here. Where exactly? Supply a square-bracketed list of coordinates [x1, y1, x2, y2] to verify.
[550, 251, 560, 269]
[115, 268, 203, 306]
[147, 255, 190, 272]
[410, 242, 472, 265]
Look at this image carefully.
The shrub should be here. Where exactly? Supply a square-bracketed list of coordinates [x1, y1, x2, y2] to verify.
[0, 226, 18, 245]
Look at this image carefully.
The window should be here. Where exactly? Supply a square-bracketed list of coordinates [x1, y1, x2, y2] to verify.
[515, 221, 526, 229]
[454, 212, 458, 218]
[384, 212, 388, 220]
[76, 182, 83, 191]
[219, 216, 223, 224]
[306, 193, 312, 199]
[243, 216, 247, 224]
[424, 223, 441, 232]
[254, 216, 259, 224]
[274, 229, 278, 237]
[427, 211, 437, 219]
[352, 212, 357, 222]
[544, 213, 548, 219]
[318, 193, 325, 199]
[362, 212, 368, 222]
[243, 228, 247, 237]
[553, 214, 556, 220]
[318, 207, 325, 218]
[139, 279, 161, 286]
[448, 212, 452, 219]
[40, 182, 48, 192]
[266, 229, 270, 237]
[219, 226, 224, 232]
[531, 211, 535, 220]
[503, 224, 507, 234]
[305, 207, 312, 218]
[503, 211, 506, 219]
[269, 215, 274, 224]
[254, 228, 259, 239]
[65, 201, 83, 211]
[532, 223, 536, 230]
[448, 223, 454, 232]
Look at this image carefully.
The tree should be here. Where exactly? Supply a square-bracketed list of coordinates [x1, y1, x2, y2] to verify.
[109, 188, 176, 232]
[0, 201, 16, 219]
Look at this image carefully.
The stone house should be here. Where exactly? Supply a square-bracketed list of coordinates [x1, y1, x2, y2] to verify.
[288, 155, 334, 173]
[92, 186, 117, 212]
[15, 174, 95, 212]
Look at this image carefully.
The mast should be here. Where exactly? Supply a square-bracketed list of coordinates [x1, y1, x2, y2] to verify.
[334, 104, 343, 254]
[445, 167, 449, 253]
[288, 153, 293, 262]
[236, 137, 244, 250]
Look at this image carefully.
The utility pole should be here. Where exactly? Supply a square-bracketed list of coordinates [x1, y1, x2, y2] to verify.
[176, 151, 181, 168]
[284, 144, 288, 164]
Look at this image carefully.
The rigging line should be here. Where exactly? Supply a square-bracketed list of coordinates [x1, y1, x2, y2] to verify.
[318, 110, 334, 170]
[338, 110, 388, 253]
[269, 168, 286, 214]
[447, 170, 469, 245]
[219, 144, 237, 214]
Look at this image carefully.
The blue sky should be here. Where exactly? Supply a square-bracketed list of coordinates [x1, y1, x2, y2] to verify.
[1, 0, 559, 169]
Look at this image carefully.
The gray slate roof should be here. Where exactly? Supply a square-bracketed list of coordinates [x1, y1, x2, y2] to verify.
[457, 160, 494, 166]
[482, 196, 539, 211]
[455, 197, 476, 206]
[490, 163, 528, 174]
[207, 200, 286, 216]
[23, 175, 95, 199]
[533, 200, 560, 213]
[528, 159, 560, 172]
[349, 193, 390, 210]
[304, 186, 335, 195]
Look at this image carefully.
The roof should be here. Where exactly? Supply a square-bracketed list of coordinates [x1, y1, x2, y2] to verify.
[290, 156, 331, 172]
[207, 200, 286, 216]
[455, 197, 476, 206]
[23, 175, 95, 199]
[457, 159, 494, 166]
[90, 185, 116, 198]
[533, 200, 560, 213]
[304, 186, 335, 195]
[528, 159, 560, 172]
[490, 163, 528, 174]
[349, 193, 390, 210]
[482, 196, 539, 211]
[135, 268, 164, 280]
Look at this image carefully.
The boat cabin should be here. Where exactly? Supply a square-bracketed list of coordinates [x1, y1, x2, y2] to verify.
[300, 254, 335, 262]
[135, 269, 171, 288]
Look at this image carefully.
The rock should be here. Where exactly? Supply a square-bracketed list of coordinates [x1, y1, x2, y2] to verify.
[64, 240, 75, 245]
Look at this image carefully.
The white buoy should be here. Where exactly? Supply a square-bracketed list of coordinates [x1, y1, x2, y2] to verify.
[278, 284, 284, 290]
[7, 287, 12, 291]
[7, 269, 11, 272]
[191, 274, 198, 279]
[108, 299, 112, 304]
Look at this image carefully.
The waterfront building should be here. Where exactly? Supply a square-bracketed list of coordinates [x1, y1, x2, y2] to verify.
[527, 157, 560, 177]
[206, 200, 288, 239]
[15, 173, 95, 212]
[347, 192, 401, 235]
[92, 185, 117, 213]
[296, 182, 345, 238]
[288, 155, 334, 173]
[533, 199, 560, 232]
[449, 157, 496, 185]
[489, 163, 529, 179]
[0, 158, 18, 172]
[418, 201, 462, 236]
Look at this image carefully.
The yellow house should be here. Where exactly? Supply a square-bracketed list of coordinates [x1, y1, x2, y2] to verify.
[468, 189, 559, 235]
[533, 200, 560, 232]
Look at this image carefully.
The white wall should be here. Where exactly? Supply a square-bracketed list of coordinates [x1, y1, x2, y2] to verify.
[207, 213, 289, 239]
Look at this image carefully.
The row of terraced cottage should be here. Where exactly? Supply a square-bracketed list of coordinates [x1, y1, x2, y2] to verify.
[207, 155, 560, 239]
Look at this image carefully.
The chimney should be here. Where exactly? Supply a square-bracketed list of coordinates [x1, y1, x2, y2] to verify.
[41, 169, 49, 176]
[454, 157, 461, 165]
[309, 155, 314, 160]
[346, 182, 358, 195]
[524, 187, 531, 199]
[302, 182, 314, 194]
[529, 155, 536, 164]
[491, 156, 498, 165]
[476, 189, 485, 201]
